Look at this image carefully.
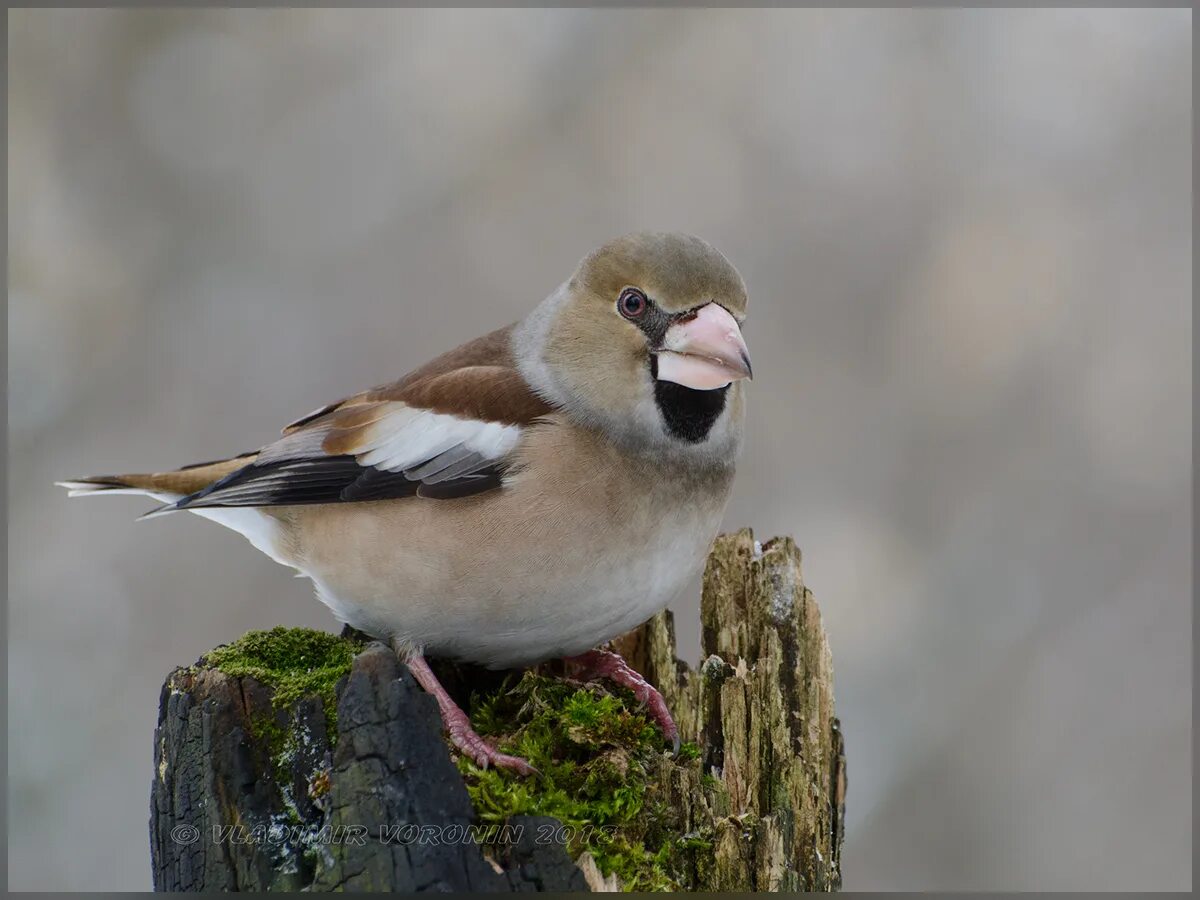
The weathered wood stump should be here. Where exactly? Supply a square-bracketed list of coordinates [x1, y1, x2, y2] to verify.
[151, 529, 845, 891]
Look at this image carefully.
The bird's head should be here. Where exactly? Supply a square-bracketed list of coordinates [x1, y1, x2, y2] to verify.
[515, 233, 751, 461]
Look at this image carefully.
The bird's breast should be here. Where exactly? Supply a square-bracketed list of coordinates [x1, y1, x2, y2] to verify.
[287, 422, 736, 667]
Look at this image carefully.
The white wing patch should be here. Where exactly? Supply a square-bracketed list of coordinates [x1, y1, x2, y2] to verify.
[260, 403, 521, 476]
[351, 408, 522, 475]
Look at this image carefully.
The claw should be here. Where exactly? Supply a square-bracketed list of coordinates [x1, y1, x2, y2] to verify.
[470, 747, 538, 777]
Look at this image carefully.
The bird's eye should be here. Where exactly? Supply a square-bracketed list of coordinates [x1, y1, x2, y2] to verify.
[618, 288, 648, 319]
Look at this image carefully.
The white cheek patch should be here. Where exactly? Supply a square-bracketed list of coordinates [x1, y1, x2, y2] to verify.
[655, 351, 735, 391]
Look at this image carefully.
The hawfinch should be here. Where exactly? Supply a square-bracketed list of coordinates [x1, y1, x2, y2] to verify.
[59, 232, 752, 775]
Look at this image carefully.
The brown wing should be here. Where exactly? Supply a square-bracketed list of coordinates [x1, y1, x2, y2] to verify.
[167, 328, 553, 511]
[282, 324, 529, 434]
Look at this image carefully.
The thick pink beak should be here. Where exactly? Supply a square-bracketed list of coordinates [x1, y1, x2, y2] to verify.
[656, 303, 752, 391]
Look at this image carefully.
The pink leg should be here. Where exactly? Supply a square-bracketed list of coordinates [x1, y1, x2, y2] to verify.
[564, 649, 681, 754]
[403, 652, 537, 776]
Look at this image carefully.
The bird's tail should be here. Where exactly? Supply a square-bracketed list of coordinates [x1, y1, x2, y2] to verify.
[56, 452, 258, 515]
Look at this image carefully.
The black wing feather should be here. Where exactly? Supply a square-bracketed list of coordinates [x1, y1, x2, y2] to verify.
[172, 453, 500, 510]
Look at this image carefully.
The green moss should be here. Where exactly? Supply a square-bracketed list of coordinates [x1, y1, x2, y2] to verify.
[203, 626, 361, 733]
[457, 672, 700, 892]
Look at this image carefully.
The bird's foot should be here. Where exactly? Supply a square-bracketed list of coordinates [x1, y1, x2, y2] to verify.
[445, 716, 538, 776]
[564, 648, 681, 754]
[402, 652, 537, 776]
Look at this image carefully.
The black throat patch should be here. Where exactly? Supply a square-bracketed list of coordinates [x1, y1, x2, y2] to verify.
[653, 375, 729, 444]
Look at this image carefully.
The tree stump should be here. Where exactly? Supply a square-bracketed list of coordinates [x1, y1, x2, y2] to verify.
[150, 529, 845, 891]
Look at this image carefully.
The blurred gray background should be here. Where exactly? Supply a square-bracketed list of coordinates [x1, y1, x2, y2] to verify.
[7, 8, 1191, 891]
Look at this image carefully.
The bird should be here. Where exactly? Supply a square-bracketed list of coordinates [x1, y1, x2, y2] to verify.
[58, 232, 752, 775]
